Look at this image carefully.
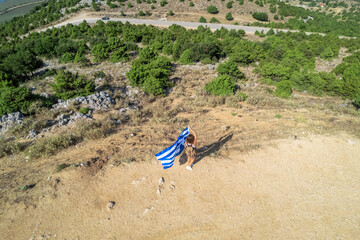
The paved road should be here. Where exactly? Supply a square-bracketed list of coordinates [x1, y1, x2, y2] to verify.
[51, 17, 306, 35]
[50, 17, 356, 39]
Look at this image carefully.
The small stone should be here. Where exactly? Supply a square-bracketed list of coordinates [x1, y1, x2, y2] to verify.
[157, 188, 161, 195]
[143, 208, 150, 215]
[132, 176, 146, 185]
[107, 201, 116, 210]
[221, 125, 230, 132]
[347, 140, 355, 145]
[158, 177, 164, 188]
[169, 181, 175, 190]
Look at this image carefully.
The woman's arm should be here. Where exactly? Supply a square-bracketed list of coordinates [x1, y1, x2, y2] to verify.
[189, 126, 197, 146]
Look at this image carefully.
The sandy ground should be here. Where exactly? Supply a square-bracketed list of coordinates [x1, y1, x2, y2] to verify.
[1, 133, 359, 240]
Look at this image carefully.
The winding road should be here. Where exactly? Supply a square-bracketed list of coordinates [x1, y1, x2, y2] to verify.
[50, 17, 316, 36]
[46, 16, 356, 39]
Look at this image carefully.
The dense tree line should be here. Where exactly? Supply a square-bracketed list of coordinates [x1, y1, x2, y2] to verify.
[1, 18, 360, 115]
[0, 0, 83, 44]
[252, 2, 360, 37]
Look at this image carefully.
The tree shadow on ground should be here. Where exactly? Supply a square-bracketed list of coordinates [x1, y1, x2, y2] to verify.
[179, 132, 233, 166]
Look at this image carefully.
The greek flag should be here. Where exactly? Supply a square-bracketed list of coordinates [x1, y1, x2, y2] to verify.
[155, 127, 189, 169]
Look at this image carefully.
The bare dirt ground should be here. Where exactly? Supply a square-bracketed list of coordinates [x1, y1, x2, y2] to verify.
[1, 61, 360, 239]
[1, 129, 359, 239]
[315, 47, 352, 73]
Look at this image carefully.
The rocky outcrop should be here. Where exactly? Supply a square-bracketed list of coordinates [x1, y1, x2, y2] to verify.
[0, 112, 24, 132]
[52, 91, 115, 111]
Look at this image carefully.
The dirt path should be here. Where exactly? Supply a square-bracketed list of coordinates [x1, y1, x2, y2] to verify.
[1, 134, 359, 239]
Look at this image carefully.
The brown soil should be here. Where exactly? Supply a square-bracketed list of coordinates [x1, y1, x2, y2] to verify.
[315, 47, 352, 73]
[1, 61, 360, 239]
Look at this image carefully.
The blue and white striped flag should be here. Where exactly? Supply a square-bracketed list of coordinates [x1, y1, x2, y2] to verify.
[155, 127, 189, 169]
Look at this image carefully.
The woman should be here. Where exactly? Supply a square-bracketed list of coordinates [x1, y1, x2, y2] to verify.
[184, 126, 197, 170]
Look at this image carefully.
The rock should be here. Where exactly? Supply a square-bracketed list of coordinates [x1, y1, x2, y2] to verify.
[157, 188, 161, 195]
[169, 181, 175, 190]
[0, 112, 25, 132]
[107, 201, 116, 210]
[132, 176, 146, 185]
[40, 92, 50, 98]
[338, 103, 348, 108]
[52, 91, 115, 111]
[347, 140, 355, 145]
[207, 64, 215, 70]
[158, 177, 164, 188]
[221, 125, 230, 132]
[143, 208, 150, 215]
[28, 129, 39, 139]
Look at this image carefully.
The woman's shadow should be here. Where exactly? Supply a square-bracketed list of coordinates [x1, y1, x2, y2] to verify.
[179, 132, 233, 165]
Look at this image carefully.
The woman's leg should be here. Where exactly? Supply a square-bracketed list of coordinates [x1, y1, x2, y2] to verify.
[187, 157, 195, 167]
[186, 156, 191, 166]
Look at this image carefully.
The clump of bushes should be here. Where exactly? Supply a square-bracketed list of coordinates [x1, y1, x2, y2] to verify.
[26, 119, 112, 159]
[199, 16, 207, 23]
[127, 47, 173, 95]
[0, 86, 35, 115]
[252, 12, 269, 21]
[0, 137, 27, 158]
[51, 70, 95, 100]
[274, 80, 292, 99]
[217, 61, 245, 80]
[354, 95, 360, 109]
[210, 17, 220, 23]
[207, 6, 219, 14]
[179, 49, 194, 65]
[79, 107, 90, 115]
[225, 12, 234, 21]
[205, 75, 237, 96]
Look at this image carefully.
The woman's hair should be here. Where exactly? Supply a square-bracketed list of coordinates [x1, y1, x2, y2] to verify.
[187, 134, 195, 143]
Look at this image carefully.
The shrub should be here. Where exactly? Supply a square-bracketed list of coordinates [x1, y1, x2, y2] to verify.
[199, 16, 207, 23]
[179, 49, 194, 65]
[27, 132, 81, 158]
[205, 75, 236, 96]
[0, 86, 35, 115]
[127, 56, 172, 95]
[168, 10, 174, 16]
[189, 1, 194, 6]
[354, 95, 360, 108]
[94, 71, 106, 78]
[91, 43, 110, 61]
[56, 163, 69, 172]
[110, 47, 129, 62]
[210, 17, 220, 23]
[274, 14, 279, 20]
[128, 3, 133, 7]
[207, 6, 219, 14]
[160, 0, 167, 6]
[217, 61, 245, 80]
[138, 11, 145, 16]
[270, 5, 277, 13]
[139, 46, 157, 60]
[274, 80, 292, 99]
[226, 1, 234, 8]
[79, 107, 90, 115]
[239, 0, 244, 4]
[275, 114, 282, 118]
[225, 12, 234, 21]
[60, 52, 75, 63]
[0, 137, 27, 158]
[320, 47, 335, 59]
[51, 70, 95, 100]
[252, 12, 269, 21]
